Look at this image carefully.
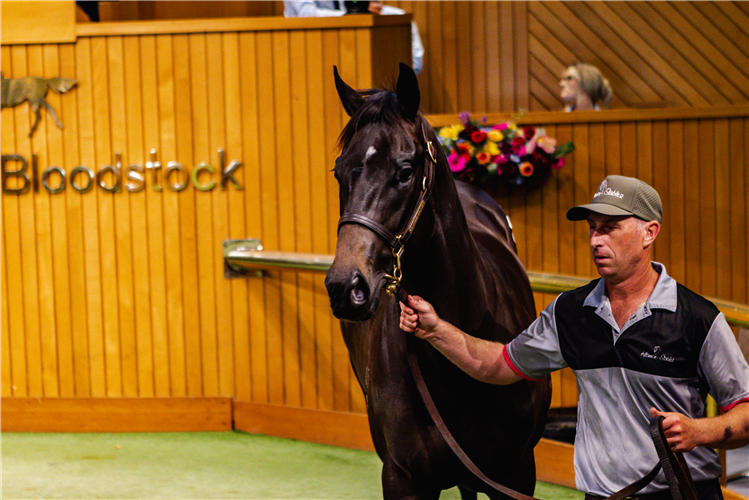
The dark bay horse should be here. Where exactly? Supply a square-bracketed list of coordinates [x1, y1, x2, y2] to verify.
[324, 63, 551, 500]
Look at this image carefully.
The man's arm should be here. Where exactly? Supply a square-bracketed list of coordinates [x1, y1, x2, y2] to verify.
[651, 401, 749, 452]
[399, 295, 522, 385]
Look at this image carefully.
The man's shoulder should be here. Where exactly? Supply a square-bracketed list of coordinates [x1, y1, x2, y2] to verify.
[557, 278, 600, 306]
[674, 281, 720, 319]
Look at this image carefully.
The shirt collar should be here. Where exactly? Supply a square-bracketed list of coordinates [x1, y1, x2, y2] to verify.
[582, 262, 677, 312]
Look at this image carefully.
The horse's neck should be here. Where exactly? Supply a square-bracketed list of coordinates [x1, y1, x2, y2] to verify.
[405, 174, 492, 323]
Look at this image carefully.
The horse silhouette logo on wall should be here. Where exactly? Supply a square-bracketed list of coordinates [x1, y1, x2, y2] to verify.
[1, 76, 78, 138]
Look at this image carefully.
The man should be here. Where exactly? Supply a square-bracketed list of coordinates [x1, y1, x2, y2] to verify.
[283, 1, 424, 75]
[400, 175, 749, 500]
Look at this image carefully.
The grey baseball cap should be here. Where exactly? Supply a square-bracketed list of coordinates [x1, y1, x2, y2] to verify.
[566, 175, 662, 223]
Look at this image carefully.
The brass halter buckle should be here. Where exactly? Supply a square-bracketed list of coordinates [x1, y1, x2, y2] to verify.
[384, 237, 405, 296]
[426, 140, 437, 164]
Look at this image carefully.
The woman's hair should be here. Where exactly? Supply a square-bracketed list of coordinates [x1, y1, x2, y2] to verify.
[567, 63, 613, 109]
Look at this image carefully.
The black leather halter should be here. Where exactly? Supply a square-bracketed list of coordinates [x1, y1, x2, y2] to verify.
[336, 122, 437, 298]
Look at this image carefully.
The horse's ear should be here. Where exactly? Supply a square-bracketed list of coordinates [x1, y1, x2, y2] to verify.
[395, 62, 420, 122]
[334, 66, 365, 117]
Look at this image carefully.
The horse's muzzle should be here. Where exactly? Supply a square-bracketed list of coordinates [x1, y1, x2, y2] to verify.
[324, 267, 377, 322]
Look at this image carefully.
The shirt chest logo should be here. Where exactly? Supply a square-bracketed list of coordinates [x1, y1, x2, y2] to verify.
[640, 345, 675, 363]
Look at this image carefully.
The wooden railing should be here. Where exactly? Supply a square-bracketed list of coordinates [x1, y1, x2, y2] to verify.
[224, 247, 749, 330]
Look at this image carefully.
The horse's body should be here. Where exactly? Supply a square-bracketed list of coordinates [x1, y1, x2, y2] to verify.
[1, 76, 78, 137]
[325, 64, 551, 499]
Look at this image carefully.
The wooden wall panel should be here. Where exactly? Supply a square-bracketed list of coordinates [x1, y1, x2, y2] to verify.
[1, 18, 411, 412]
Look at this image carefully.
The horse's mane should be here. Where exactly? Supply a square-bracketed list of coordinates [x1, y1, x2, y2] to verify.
[337, 89, 424, 150]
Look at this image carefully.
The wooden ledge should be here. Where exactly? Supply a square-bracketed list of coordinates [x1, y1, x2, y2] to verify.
[427, 105, 749, 128]
[76, 13, 411, 37]
[1, 397, 232, 432]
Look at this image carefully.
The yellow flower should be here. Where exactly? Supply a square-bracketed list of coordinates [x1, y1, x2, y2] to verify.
[485, 141, 500, 156]
[487, 130, 503, 142]
[439, 124, 464, 141]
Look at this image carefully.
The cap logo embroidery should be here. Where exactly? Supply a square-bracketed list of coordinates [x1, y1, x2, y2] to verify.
[594, 180, 624, 200]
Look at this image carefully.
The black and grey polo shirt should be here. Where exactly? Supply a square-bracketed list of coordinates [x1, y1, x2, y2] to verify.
[504, 263, 749, 496]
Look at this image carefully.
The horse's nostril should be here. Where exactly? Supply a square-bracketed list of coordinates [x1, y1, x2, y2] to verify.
[349, 274, 369, 306]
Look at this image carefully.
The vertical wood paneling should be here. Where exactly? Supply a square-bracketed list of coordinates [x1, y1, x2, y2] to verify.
[45, 44, 76, 398]
[75, 37, 106, 398]
[271, 29, 301, 408]
[651, 121, 669, 270]
[32, 43, 59, 398]
[667, 121, 685, 283]
[714, 119, 731, 300]
[15, 44, 44, 398]
[305, 29, 334, 412]
[144, 35, 169, 398]
[683, 120, 701, 293]
[124, 35, 153, 398]
[189, 33, 219, 397]
[206, 32, 233, 398]
[158, 32, 187, 398]
[238, 31, 268, 404]
[108, 36, 138, 398]
[729, 118, 746, 304]
[223, 31, 251, 403]
[256, 30, 283, 406]
[171, 33, 199, 398]
[61, 39, 89, 398]
[289, 30, 316, 410]
[698, 120, 717, 298]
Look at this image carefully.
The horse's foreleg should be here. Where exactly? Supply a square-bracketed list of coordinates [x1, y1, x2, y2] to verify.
[381, 458, 440, 500]
[28, 105, 42, 138]
[40, 98, 63, 129]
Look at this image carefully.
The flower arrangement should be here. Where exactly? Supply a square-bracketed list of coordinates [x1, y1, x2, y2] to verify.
[437, 112, 575, 187]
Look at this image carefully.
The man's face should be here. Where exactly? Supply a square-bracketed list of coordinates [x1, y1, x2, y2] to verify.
[587, 213, 646, 283]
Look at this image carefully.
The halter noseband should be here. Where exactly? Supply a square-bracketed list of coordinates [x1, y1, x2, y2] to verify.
[336, 122, 438, 297]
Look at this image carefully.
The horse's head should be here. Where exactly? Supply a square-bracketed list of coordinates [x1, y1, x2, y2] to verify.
[325, 63, 436, 322]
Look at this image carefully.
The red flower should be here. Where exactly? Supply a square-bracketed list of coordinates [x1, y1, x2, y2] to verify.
[476, 152, 491, 165]
[513, 136, 526, 146]
[471, 130, 487, 143]
[457, 143, 472, 161]
[523, 127, 536, 140]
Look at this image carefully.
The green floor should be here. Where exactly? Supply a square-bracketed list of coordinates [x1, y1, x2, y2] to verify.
[1, 431, 583, 500]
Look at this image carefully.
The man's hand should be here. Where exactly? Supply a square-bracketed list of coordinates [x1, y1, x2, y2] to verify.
[368, 2, 383, 14]
[650, 407, 700, 452]
[399, 295, 439, 339]
[651, 402, 749, 452]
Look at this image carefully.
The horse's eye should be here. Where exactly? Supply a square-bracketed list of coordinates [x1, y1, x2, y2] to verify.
[397, 166, 414, 183]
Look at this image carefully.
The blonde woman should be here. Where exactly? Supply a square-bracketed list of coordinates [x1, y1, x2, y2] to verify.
[560, 63, 613, 111]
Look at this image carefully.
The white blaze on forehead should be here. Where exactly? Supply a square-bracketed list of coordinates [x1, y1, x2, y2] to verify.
[365, 146, 377, 161]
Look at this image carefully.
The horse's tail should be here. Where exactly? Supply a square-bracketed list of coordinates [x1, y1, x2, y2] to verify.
[44, 77, 78, 94]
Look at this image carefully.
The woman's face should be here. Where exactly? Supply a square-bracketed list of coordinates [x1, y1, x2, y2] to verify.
[560, 70, 580, 103]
